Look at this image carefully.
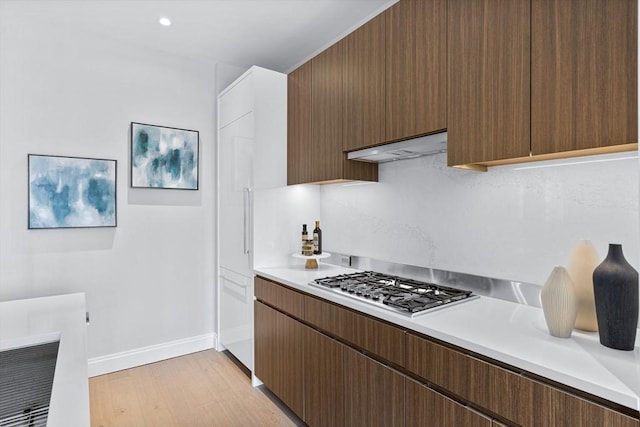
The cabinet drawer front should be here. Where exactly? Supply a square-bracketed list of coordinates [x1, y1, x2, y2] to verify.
[407, 333, 639, 426]
[254, 276, 304, 319]
[405, 377, 491, 427]
[305, 295, 405, 366]
[525, 378, 639, 427]
[406, 333, 527, 423]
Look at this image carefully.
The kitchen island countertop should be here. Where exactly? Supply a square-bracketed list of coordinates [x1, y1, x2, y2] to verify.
[0, 293, 90, 427]
[255, 264, 640, 412]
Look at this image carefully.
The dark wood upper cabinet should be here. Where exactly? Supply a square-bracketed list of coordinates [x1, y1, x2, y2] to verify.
[386, 0, 447, 142]
[447, 0, 531, 167]
[288, 41, 378, 185]
[531, 0, 638, 155]
[287, 61, 313, 185]
[343, 13, 386, 152]
[448, 0, 637, 169]
[310, 41, 345, 183]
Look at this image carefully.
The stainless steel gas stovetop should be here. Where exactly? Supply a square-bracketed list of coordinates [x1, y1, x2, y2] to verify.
[310, 271, 478, 318]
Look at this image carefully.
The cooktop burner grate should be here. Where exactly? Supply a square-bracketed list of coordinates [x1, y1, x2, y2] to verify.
[310, 271, 476, 316]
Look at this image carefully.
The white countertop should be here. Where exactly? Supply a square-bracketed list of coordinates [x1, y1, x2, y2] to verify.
[0, 293, 90, 427]
[255, 264, 640, 412]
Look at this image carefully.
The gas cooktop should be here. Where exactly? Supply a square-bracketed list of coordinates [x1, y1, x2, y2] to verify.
[309, 271, 478, 317]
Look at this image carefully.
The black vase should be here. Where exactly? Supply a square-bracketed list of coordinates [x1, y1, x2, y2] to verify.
[592, 244, 639, 351]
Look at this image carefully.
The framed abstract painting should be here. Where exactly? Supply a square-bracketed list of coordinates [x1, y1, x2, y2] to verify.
[28, 154, 117, 229]
[130, 122, 199, 190]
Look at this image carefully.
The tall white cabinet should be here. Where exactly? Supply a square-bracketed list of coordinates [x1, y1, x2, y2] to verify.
[217, 66, 287, 372]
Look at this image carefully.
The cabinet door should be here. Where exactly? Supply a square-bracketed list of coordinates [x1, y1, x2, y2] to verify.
[531, 0, 637, 154]
[287, 45, 378, 185]
[344, 347, 404, 427]
[343, 13, 386, 152]
[310, 41, 345, 183]
[406, 333, 528, 424]
[386, 0, 446, 142]
[287, 61, 313, 185]
[219, 72, 253, 129]
[254, 302, 304, 419]
[304, 326, 345, 427]
[447, 0, 531, 166]
[218, 115, 254, 276]
[405, 378, 491, 427]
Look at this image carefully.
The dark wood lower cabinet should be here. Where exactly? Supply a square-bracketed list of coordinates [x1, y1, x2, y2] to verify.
[303, 326, 344, 427]
[406, 332, 639, 427]
[344, 346, 404, 427]
[254, 301, 304, 419]
[526, 378, 639, 427]
[255, 277, 639, 427]
[304, 295, 405, 366]
[405, 378, 491, 427]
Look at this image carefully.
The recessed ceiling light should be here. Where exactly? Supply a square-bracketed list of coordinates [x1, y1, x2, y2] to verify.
[159, 17, 171, 27]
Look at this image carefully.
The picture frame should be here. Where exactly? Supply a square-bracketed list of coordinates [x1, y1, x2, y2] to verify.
[130, 122, 199, 190]
[28, 154, 117, 229]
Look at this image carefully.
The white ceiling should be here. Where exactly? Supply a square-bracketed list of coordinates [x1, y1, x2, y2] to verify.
[2, 0, 396, 73]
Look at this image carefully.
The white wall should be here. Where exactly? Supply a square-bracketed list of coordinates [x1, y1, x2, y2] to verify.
[321, 152, 639, 287]
[0, 5, 217, 373]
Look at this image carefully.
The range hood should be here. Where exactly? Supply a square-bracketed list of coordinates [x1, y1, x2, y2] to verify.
[347, 132, 447, 163]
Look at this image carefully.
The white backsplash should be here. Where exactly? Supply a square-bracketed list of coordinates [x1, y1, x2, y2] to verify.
[253, 184, 321, 269]
[320, 152, 639, 288]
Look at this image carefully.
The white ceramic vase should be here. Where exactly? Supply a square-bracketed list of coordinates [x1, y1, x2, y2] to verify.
[567, 240, 599, 331]
[540, 266, 577, 338]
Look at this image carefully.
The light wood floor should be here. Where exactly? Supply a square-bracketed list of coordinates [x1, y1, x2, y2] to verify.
[89, 350, 303, 427]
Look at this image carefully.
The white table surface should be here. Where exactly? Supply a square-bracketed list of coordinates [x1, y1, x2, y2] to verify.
[255, 264, 640, 412]
[0, 293, 90, 427]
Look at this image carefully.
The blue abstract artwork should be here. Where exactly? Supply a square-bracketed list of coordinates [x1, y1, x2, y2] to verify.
[131, 122, 199, 190]
[28, 155, 117, 229]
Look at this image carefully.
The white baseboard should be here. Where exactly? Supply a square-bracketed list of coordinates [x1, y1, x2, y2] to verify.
[88, 333, 216, 377]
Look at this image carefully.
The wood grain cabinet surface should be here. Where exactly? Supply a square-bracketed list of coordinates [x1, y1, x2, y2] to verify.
[304, 294, 406, 367]
[303, 326, 345, 427]
[405, 377, 492, 427]
[385, 0, 447, 142]
[344, 346, 405, 427]
[343, 13, 386, 152]
[287, 42, 377, 185]
[254, 276, 639, 427]
[524, 377, 639, 427]
[406, 332, 639, 427]
[447, 0, 531, 167]
[448, 0, 637, 169]
[253, 301, 304, 419]
[254, 276, 305, 320]
[287, 61, 313, 185]
[309, 41, 346, 183]
[531, 0, 637, 155]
